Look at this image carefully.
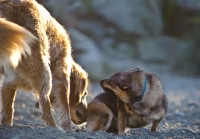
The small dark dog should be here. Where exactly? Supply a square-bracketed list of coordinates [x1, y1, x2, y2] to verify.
[87, 68, 168, 135]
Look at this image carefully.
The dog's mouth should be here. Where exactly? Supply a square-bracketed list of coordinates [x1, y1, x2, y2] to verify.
[71, 119, 81, 124]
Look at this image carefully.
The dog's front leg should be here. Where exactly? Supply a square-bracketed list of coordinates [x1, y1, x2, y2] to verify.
[51, 69, 72, 130]
[117, 98, 127, 135]
[118, 110, 127, 135]
[0, 82, 17, 126]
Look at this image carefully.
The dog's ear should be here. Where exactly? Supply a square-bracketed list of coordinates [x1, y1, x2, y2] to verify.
[118, 79, 132, 90]
[129, 68, 142, 72]
[129, 68, 141, 72]
[100, 79, 115, 93]
[121, 83, 132, 90]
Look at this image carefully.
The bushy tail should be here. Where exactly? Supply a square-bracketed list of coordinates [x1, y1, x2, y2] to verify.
[0, 18, 37, 73]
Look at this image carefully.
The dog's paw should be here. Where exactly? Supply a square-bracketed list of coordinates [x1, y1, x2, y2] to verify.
[127, 103, 138, 111]
[56, 125, 64, 132]
[0, 115, 12, 126]
[126, 103, 133, 110]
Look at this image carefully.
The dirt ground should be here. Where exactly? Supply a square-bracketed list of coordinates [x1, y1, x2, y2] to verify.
[0, 66, 200, 139]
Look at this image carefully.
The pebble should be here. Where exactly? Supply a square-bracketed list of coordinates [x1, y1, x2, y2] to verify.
[164, 122, 169, 127]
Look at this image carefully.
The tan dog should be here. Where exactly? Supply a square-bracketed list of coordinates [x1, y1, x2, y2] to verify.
[35, 60, 88, 124]
[68, 61, 88, 124]
[0, 18, 37, 73]
[0, 0, 79, 130]
[87, 68, 168, 135]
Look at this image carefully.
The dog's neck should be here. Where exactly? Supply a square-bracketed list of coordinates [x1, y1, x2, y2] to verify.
[140, 79, 146, 96]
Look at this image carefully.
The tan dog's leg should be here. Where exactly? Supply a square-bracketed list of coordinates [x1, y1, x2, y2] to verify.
[151, 118, 162, 132]
[51, 71, 71, 130]
[0, 82, 17, 125]
[35, 66, 57, 127]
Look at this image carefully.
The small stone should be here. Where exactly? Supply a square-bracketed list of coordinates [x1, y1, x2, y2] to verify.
[177, 123, 181, 126]
[164, 122, 169, 127]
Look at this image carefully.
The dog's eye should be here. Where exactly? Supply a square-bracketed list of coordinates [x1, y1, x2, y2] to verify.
[76, 111, 82, 119]
[135, 96, 142, 101]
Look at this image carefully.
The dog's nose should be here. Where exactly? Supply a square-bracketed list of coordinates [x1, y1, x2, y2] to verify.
[100, 79, 106, 86]
[100, 79, 110, 86]
[100, 79, 104, 84]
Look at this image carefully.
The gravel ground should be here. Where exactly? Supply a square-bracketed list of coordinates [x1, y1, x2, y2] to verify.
[0, 66, 200, 139]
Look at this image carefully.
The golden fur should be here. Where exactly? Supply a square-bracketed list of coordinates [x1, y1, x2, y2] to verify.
[0, 18, 37, 73]
[0, 0, 88, 130]
[69, 60, 88, 105]
[35, 60, 89, 124]
[87, 69, 168, 135]
[68, 61, 88, 124]
[35, 60, 88, 124]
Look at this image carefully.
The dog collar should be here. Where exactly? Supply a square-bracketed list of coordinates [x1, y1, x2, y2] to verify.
[140, 79, 146, 96]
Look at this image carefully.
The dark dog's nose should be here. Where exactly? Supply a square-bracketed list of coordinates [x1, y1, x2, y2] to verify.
[100, 79, 105, 86]
[100, 79, 110, 87]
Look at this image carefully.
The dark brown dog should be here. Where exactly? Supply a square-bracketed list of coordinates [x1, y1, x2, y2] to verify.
[87, 68, 168, 135]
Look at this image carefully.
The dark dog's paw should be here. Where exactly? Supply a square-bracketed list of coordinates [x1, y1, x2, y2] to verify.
[127, 103, 134, 110]
[127, 103, 140, 113]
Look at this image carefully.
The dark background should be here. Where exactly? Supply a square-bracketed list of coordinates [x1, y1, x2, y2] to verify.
[36, 0, 200, 82]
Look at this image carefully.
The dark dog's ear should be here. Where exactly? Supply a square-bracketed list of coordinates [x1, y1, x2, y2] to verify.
[134, 68, 140, 71]
[121, 83, 132, 90]
[100, 79, 114, 92]
[129, 68, 140, 72]
[117, 79, 132, 90]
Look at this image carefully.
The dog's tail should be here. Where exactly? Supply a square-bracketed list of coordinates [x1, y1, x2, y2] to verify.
[0, 18, 37, 73]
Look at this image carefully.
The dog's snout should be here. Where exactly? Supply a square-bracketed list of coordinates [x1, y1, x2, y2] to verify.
[100, 79, 105, 86]
[100, 79, 111, 86]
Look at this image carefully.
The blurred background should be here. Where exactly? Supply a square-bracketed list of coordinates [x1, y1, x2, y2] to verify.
[0, 1, 200, 134]
[36, 0, 200, 95]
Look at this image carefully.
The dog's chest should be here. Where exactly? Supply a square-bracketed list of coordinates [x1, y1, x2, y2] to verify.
[124, 105, 152, 128]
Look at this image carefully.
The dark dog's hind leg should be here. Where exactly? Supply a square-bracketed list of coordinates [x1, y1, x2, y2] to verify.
[151, 118, 163, 132]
